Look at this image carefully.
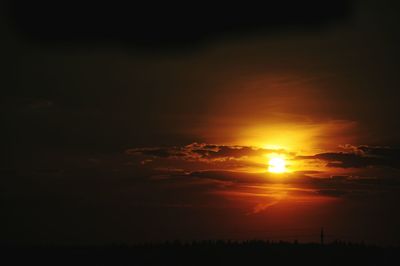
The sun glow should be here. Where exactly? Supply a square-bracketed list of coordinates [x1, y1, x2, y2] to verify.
[268, 155, 287, 173]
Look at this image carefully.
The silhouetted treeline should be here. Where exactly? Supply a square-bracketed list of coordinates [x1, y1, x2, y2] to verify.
[1, 240, 398, 266]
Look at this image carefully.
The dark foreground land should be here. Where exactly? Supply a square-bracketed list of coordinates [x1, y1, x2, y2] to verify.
[1, 241, 399, 266]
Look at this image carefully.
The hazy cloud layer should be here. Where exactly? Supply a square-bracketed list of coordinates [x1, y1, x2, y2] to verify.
[123, 143, 400, 207]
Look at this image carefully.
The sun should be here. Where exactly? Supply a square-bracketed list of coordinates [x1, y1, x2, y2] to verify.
[268, 156, 287, 173]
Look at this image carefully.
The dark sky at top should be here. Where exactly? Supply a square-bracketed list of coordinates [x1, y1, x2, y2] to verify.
[2, 0, 400, 245]
[9, 1, 352, 45]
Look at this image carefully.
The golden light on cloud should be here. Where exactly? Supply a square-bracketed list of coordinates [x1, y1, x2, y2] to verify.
[268, 154, 287, 173]
[228, 120, 358, 156]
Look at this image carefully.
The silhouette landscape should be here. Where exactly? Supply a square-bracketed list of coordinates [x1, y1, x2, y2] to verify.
[3, 240, 399, 266]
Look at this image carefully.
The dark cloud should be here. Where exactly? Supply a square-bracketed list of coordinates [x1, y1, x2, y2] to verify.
[126, 142, 287, 162]
[297, 145, 400, 169]
[298, 152, 378, 168]
[358, 145, 400, 158]
[126, 147, 185, 158]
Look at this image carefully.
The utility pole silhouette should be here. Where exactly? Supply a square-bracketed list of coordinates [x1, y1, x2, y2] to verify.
[320, 227, 324, 245]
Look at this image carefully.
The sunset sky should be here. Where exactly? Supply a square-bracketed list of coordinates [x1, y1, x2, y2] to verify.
[2, 0, 400, 245]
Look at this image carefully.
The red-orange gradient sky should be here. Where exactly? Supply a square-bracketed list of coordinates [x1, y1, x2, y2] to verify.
[3, 0, 400, 246]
